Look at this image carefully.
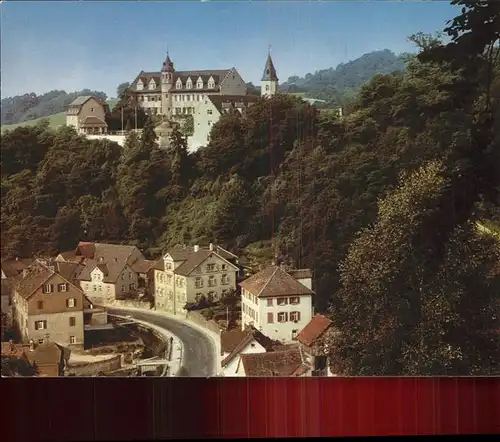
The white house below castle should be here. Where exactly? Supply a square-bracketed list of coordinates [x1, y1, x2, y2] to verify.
[239, 265, 314, 343]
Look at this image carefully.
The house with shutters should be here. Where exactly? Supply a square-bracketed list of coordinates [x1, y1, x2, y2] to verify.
[10, 261, 91, 348]
[56, 242, 149, 305]
[153, 243, 239, 315]
[66, 95, 110, 134]
[239, 265, 314, 343]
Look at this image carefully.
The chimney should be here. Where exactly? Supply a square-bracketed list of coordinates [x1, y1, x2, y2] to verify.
[113, 257, 118, 263]
[209, 243, 214, 252]
[29, 339, 35, 352]
[194, 245, 199, 252]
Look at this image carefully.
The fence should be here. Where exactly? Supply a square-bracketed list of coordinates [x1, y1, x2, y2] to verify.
[186, 311, 223, 336]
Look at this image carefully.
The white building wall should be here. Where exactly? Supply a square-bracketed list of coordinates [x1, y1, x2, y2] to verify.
[66, 115, 79, 130]
[1, 295, 12, 325]
[261, 80, 278, 98]
[241, 289, 313, 343]
[222, 339, 266, 377]
[189, 100, 221, 151]
[296, 278, 312, 290]
[80, 280, 116, 304]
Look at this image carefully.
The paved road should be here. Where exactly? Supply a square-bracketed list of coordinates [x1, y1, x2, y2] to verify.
[108, 308, 216, 377]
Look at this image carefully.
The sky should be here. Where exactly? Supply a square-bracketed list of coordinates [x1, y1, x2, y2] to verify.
[1, 0, 461, 99]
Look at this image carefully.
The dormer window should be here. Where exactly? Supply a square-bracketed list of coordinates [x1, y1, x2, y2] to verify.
[149, 79, 156, 90]
[137, 80, 144, 91]
[186, 77, 193, 89]
[176, 79, 183, 89]
[207, 76, 215, 89]
[196, 77, 204, 89]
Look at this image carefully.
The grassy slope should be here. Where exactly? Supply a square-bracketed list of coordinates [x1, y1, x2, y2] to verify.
[1, 99, 118, 132]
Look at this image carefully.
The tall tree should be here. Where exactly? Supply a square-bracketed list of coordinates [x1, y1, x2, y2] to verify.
[116, 82, 131, 99]
[328, 161, 500, 375]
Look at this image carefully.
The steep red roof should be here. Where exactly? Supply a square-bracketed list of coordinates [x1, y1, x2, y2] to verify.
[296, 314, 333, 347]
[239, 265, 314, 298]
[239, 347, 308, 377]
[221, 326, 280, 367]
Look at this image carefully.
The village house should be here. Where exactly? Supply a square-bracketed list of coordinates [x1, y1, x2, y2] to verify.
[153, 243, 239, 315]
[56, 242, 149, 305]
[1, 279, 13, 328]
[1, 259, 34, 327]
[239, 265, 314, 343]
[296, 314, 339, 376]
[66, 95, 110, 134]
[1, 340, 67, 377]
[236, 346, 310, 377]
[219, 326, 283, 376]
[11, 261, 89, 348]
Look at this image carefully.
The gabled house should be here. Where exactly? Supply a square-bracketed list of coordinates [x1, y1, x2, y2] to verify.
[220, 326, 281, 376]
[1, 279, 13, 328]
[1, 258, 34, 279]
[1, 259, 34, 328]
[236, 346, 310, 377]
[153, 243, 239, 314]
[56, 242, 148, 304]
[1, 340, 67, 377]
[11, 261, 89, 348]
[239, 265, 315, 343]
[296, 314, 339, 376]
[66, 95, 110, 134]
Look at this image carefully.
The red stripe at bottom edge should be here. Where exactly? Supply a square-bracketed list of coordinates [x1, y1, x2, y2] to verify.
[2, 377, 499, 441]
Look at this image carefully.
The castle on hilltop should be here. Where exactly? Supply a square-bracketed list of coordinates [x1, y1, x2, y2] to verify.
[128, 51, 279, 151]
[66, 51, 280, 152]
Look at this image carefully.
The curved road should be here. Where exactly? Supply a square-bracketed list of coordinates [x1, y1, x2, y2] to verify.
[108, 308, 216, 377]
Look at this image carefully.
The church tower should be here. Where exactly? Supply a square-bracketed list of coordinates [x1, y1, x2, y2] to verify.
[161, 54, 174, 119]
[261, 50, 279, 98]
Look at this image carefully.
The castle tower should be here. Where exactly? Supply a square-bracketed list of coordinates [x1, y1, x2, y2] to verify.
[161, 54, 174, 119]
[261, 49, 279, 98]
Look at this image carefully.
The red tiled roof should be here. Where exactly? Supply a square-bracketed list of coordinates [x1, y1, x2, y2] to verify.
[239, 347, 307, 377]
[221, 326, 281, 367]
[239, 265, 314, 298]
[1, 259, 34, 278]
[1, 342, 64, 373]
[296, 314, 332, 347]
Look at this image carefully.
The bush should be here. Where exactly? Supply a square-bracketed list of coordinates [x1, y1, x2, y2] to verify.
[202, 308, 215, 320]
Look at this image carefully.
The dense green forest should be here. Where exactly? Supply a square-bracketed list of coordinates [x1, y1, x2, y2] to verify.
[1, 1, 499, 375]
[0, 89, 108, 126]
[281, 49, 407, 106]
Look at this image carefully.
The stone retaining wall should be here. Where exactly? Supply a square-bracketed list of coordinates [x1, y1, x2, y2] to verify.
[187, 311, 222, 336]
[105, 299, 152, 310]
[65, 355, 122, 377]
